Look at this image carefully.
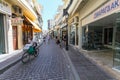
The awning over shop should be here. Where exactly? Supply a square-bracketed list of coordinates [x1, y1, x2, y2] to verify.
[26, 17, 42, 32]
[18, 0, 38, 21]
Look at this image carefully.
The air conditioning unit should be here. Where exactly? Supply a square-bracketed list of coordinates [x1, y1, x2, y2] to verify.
[73, 16, 79, 24]
[12, 5, 23, 17]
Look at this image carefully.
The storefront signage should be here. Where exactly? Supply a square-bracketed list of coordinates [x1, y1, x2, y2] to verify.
[82, 0, 120, 26]
[11, 17, 23, 26]
[94, 0, 120, 19]
[0, 0, 11, 15]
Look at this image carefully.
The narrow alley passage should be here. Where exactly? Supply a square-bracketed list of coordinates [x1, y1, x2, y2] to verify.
[0, 39, 73, 80]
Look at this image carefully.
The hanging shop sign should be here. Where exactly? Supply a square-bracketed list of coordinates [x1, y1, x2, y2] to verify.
[0, 0, 11, 15]
[11, 17, 23, 26]
[82, 0, 120, 26]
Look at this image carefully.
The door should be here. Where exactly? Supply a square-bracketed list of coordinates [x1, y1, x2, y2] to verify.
[104, 28, 113, 45]
[12, 26, 18, 50]
[76, 26, 78, 45]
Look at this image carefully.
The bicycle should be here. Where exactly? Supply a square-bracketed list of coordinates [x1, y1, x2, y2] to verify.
[21, 42, 39, 63]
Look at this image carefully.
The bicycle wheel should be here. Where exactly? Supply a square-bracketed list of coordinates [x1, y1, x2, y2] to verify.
[21, 52, 30, 63]
[34, 48, 39, 57]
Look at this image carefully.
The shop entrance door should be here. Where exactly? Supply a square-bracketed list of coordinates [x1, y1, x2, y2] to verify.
[12, 26, 18, 50]
[76, 26, 78, 45]
[104, 28, 113, 45]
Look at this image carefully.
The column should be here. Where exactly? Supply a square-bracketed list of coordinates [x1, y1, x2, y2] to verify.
[75, 24, 77, 46]
[17, 25, 23, 49]
[68, 25, 70, 44]
[78, 23, 82, 49]
[7, 15, 13, 53]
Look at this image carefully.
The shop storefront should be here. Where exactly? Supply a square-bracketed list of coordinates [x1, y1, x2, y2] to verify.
[0, 0, 12, 54]
[113, 12, 120, 71]
[69, 16, 79, 46]
[82, 25, 103, 50]
[81, 0, 120, 70]
[70, 25, 75, 45]
[22, 19, 33, 45]
[11, 17, 23, 50]
[0, 13, 5, 54]
[9, 0, 42, 46]
[61, 27, 66, 41]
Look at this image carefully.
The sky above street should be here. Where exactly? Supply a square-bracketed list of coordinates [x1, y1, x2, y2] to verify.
[38, 0, 63, 30]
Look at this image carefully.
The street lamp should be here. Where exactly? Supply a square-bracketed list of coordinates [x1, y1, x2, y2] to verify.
[64, 9, 69, 50]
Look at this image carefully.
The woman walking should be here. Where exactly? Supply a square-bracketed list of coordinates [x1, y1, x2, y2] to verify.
[56, 36, 61, 48]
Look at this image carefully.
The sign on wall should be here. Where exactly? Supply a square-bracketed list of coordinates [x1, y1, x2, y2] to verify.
[0, 0, 11, 15]
[94, 0, 120, 19]
[82, 0, 120, 26]
[11, 17, 23, 26]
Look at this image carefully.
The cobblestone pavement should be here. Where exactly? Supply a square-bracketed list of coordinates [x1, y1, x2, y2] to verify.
[0, 40, 74, 80]
[68, 46, 116, 80]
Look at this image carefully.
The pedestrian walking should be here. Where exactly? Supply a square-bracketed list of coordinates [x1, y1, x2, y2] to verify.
[47, 35, 50, 44]
[63, 34, 66, 46]
[28, 38, 32, 44]
[43, 36, 46, 44]
[56, 36, 61, 48]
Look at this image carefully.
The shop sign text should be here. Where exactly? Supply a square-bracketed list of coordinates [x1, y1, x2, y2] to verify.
[0, 0, 11, 15]
[11, 17, 23, 26]
[94, 0, 120, 19]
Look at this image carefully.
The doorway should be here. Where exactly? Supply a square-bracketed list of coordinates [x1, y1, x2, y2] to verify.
[104, 28, 113, 45]
[76, 26, 78, 45]
[12, 26, 18, 50]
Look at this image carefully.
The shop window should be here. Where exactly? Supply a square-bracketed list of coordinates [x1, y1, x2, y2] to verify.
[82, 27, 88, 49]
[0, 14, 5, 54]
[113, 15, 120, 69]
[70, 25, 75, 45]
[70, 32, 75, 45]
[115, 22, 120, 46]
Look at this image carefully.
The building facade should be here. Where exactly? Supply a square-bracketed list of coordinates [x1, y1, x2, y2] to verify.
[79, 0, 120, 70]
[59, 0, 120, 71]
[0, 0, 42, 54]
[0, 0, 12, 54]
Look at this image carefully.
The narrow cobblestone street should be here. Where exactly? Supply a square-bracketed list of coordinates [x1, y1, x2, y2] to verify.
[0, 40, 73, 80]
[0, 39, 118, 80]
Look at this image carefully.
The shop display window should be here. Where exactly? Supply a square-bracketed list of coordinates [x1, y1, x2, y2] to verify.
[113, 16, 120, 69]
[70, 31, 75, 45]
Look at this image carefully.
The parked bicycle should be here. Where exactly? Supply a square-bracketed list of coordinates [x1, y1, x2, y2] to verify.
[21, 42, 39, 63]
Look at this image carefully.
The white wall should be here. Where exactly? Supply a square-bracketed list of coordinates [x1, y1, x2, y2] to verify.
[17, 25, 23, 49]
[7, 16, 14, 53]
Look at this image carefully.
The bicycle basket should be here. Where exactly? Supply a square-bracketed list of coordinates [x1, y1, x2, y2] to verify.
[28, 46, 35, 54]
